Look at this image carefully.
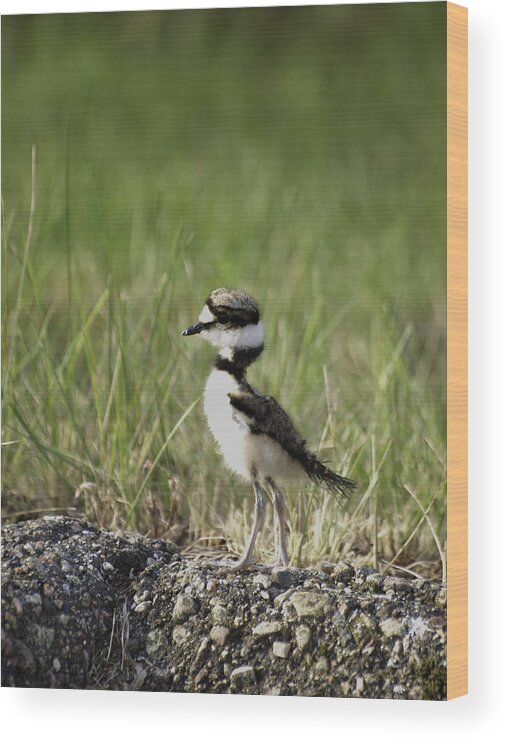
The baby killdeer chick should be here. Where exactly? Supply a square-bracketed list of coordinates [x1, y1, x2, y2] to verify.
[182, 288, 355, 569]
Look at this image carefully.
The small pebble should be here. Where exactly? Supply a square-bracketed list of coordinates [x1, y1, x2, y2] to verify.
[43, 582, 54, 598]
[253, 573, 272, 589]
[290, 591, 331, 619]
[272, 641, 291, 659]
[253, 621, 282, 637]
[380, 618, 405, 638]
[317, 561, 334, 574]
[333, 561, 355, 583]
[172, 625, 189, 646]
[210, 625, 230, 646]
[315, 656, 329, 673]
[172, 593, 197, 623]
[211, 605, 229, 625]
[26, 593, 42, 606]
[134, 601, 152, 614]
[230, 665, 256, 692]
[295, 624, 312, 651]
[271, 567, 300, 589]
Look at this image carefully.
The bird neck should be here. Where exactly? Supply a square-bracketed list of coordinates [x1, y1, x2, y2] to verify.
[214, 345, 264, 381]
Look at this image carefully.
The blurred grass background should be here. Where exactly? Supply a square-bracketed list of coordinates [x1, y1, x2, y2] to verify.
[2, 3, 447, 578]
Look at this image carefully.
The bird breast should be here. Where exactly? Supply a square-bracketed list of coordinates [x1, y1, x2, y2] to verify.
[203, 369, 305, 482]
[204, 369, 251, 479]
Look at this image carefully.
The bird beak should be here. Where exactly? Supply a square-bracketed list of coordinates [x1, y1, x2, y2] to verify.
[181, 321, 204, 336]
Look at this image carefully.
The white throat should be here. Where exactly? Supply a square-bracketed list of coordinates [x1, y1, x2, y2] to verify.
[202, 320, 264, 352]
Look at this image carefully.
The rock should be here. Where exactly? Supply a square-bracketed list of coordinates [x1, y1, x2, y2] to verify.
[272, 641, 291, 659]
[210, 625, 230, 646]
[253, 621, 282, 637]
[315, 656, 329, 673]
[271, 567, 301, 589]
[146, 630, 169, 659]
[295, 624, 312, 651]
[172, 625, 189, 646]
[211, 604, 229, 625]
[189, 574, 205, 593]
[408, 686, 424, 700]
[252, 573, 272, 589]
[435, 588, 447, 609]
[230, 665, 256, 692]
[26, 593, 42, 606]
[273, 588, 298, 609]
[289, 591, 331, 619]
[34, 625, 55, 649]
[380, 618, 405, 638]
[317, 561, 335, 574]
[333, 561, 355, 584]
[365, 573, 384, 592]
[134, 601, 152, 614]
[172, 593, 197, 623]
[350, 612, 378, 643]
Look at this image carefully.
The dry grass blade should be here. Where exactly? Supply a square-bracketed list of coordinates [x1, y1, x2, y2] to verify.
[352, 439, 392, 519]
[385, 488, 441, 569]
[403, 484, 447, 583]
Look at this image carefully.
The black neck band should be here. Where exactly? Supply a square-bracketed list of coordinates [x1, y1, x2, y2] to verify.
[214, 357, 245, 381]
[214, 345, 264, 380]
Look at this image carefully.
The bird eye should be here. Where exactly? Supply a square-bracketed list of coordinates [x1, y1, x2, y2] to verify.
[217, 315, 228, 325]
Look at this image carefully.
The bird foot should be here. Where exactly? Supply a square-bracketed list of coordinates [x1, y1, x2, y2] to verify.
[201, 558, 271, 573]
[269, 559, 290, 570]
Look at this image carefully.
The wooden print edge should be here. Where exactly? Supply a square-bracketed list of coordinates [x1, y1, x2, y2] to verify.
[446, 1, 468, 701]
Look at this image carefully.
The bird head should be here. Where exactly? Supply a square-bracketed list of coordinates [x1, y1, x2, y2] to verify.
[182, 288, 264, 352]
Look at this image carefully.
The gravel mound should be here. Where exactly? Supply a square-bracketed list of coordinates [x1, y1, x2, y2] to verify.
[1, 516, 446, 698]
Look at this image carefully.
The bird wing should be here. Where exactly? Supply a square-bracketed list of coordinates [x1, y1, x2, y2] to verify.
[227, 387, 308, 458]
[228, 386, 355, 503]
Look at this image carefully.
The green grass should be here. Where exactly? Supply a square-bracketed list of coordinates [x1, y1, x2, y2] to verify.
[2, 4, 447, 579]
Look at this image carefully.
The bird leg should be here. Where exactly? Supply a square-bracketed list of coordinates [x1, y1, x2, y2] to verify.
[204, 477, 267, 571]
[266, 477, 290, 567]
[232, 478, 267, 568]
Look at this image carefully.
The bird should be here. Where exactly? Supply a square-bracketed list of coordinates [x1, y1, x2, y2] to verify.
[182, 288, 355, 569]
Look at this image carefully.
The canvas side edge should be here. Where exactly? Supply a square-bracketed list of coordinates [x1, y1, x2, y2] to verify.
[446, 1, 468, 701]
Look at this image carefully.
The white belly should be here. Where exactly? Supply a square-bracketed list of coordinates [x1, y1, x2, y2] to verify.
[204, 369, 250, 479]
[244, 433, 305, 481]
[204, 369, 305, 482]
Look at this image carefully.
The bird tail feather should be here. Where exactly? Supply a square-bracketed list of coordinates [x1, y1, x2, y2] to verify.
[305, 455, 356, 505]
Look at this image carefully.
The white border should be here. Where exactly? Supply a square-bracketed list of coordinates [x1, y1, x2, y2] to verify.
[2, 0, 507, 737]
